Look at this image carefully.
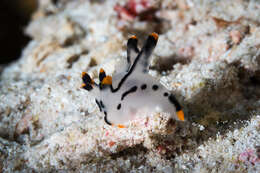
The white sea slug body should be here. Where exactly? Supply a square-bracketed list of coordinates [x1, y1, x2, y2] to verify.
[81, 33, 184, 128]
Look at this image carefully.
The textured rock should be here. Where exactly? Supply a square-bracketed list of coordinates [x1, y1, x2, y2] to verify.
[0, 0, 259, 172]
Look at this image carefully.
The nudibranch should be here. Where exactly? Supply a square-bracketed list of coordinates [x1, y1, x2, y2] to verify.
[81, 33, 184, 128]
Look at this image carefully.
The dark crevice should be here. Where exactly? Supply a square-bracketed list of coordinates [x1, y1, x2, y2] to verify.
[66, 50, 89, 69]
[0, 65, 4, 76]
[110, 144, 147, 160]
[237, 65, 260, 100]
[51, 0, 59, 5]
[150, 54, 191, 72]
[185, 61, 260, 136]
[89, 58, 97, 67]
[0, 0, 37, 64]
[67, 55, 81, 69]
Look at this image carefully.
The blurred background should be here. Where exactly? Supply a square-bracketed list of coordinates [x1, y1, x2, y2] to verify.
[0, 0, 37, 64]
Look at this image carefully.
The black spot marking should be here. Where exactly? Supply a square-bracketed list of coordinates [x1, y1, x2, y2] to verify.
[121, 86, 138, 100]
[168, 94, 181, 111]
[117, 103, 121, 110]
[141, 84, 147, 90]
[95, 99, 102, 111]
[164, 92, 168, 97]
[100, 100, 105, 108]
[104, 111, 112, 125]
[152, 85, 159, 91]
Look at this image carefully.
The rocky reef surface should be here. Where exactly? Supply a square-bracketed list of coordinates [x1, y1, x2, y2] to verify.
[0, 0, 259, 172]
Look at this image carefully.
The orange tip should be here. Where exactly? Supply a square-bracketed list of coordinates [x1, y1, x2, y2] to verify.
[117, 124, 126, 128]
[102, 76, 112, 85]
[131, 35, 137, 39]
[111, 124, 126, 128]
[100, 68, 105, 73]
[81, 83, 86, 88]
[81, 72, 86, 78]
[177, 110, 185, 121]
[150, 32, 158, 40]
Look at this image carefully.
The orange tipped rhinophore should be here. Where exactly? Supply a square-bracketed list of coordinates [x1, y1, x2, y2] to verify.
[131, 35, 137, 39]
[100, 68, 105, 73]
[177, 110, 185, 121]
[102, 76, 112, 85]
[150, 32, 158, 40]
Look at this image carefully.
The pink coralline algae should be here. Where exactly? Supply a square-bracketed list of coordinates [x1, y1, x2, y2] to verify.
[238, 149, 260, 166]
[114, 0, 154, 21]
